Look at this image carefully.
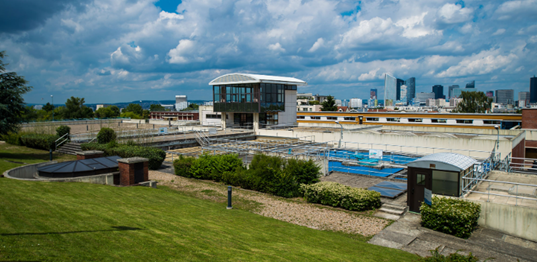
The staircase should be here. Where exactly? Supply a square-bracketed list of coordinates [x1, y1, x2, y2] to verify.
[194, 130, 211, 147]
[56, 142, 82, 155]
[375, 203, 408, 220]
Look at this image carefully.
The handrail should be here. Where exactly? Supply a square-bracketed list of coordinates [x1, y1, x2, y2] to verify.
[55, 133, 70, 151]
[55, 132, 69, 143]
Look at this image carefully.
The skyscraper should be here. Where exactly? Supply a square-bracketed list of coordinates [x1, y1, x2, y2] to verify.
[400, 85, 407, 104]
[432, 85, 444, 99]
[465, 81, 475, 89]
[404, 77, 416, 104]
[519, 92, 530, 108]
[448, 85, 459, 99]
[384, 74, 398, 106]
[530, 76, 537, 103]
[369, 88, 377, 108]
[496, 89, 514, 105]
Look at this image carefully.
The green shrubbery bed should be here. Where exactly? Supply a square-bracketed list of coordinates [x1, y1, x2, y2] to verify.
[420, 196, 481, 239]
[300, 182, 381, 211]
[173, 153, 320, 198]
[81, 142, 166, 170]
[19, 133, 59, 150]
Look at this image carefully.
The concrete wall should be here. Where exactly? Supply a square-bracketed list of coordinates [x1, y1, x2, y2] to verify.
[257, 128, 512, 159]
[4, 162, 117, 185]
[279, 90, 297, 126]
[4, 161, 57, 179]
[471, 200, 537, 242]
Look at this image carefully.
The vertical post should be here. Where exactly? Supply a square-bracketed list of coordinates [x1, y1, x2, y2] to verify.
[51, 95, 54, 122]
[49, 149, 53, 161]
[227, 186, 232, 209]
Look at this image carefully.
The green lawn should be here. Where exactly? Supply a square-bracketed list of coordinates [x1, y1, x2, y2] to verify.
[0, 143, 417, 261]
[0, 143, 76, 174]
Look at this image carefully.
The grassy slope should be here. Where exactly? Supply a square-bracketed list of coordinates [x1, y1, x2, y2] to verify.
[0, 143, 416, 261]
[0, 143, 76, 174]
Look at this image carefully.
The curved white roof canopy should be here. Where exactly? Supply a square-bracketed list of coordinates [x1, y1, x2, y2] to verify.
[407, 153, 477, 172]
[209, 73, 307, 86]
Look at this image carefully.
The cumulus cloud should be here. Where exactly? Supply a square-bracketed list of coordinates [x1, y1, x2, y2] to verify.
[437, 3, 473, 24]
[268, 43, 285, 52]
[436, 49, 518, 77]
[308, 38, 324, 52]
[168, 39, 205, 64]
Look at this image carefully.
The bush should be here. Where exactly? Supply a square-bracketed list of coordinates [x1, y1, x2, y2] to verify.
[19, 133, 59, 150]
[420, 196, 481, 239]
[56, 125, 71, 138]
[2, 132, 23, 145]
[300, 182, 382, 211]
[97, 127, 116, 144]
[173, 153, 321, 198]
[81, 142, 166, 170]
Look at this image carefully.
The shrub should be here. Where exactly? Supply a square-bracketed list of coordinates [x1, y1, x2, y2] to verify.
[173, 155, 195, 177]
[420, 196, 481, 239]
[2, 132, 23, 145]
[56, 125, 71, 138]
[19, 133, 59, 150]
[190, 153, 244, 181]
[300, 182, 382, 211]
[97, 127, 116, 144]
[81, 142, 166, 170]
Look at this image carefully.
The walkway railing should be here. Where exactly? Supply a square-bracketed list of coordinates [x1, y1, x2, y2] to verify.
[462, 178, 537, 205]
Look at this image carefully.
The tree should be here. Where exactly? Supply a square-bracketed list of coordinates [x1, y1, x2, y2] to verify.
[43, 102, 54, 112]
[62, 96, 94, 119]
[0, 51, 33, 135]
[120, 111, 142, 119]
[95, 107, 115, 118]
[309, 100, 320, 105]
[109, 105, 120, 117]
[150, 104, 165, 111]
[320, 95, 337, 111]
[124, 103, 143, 116]
[181, 103, 199, 111]
[454, 91, 492, 113]
[143, 110, 150, 119]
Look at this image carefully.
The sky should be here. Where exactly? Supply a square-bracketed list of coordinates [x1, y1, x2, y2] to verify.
[1, 0, 536, 104]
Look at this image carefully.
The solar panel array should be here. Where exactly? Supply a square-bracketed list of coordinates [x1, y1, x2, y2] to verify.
[368, 181, 408, 198]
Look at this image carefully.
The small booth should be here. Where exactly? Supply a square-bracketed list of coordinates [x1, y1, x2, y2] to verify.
[406, 153, 477, 212]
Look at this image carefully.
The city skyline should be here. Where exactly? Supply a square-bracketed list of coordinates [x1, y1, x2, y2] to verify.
[1, 0, 536, 103]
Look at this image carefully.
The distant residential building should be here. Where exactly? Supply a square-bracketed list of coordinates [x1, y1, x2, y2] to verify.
[450, 98, 463, 107]
[161, 104, 175, 110]
[175, 95, 188, 111]
[335, 99, 342, 107]
[486, 91, 494, 97]
[496, 89, 514, 105]
[432, 85, 444, 99]
[519, 91, 530, 108]
[448, 85, 459, 98]
[96, 104, 111, 110]
[530, 76, 537, 103]
[33, 105, 43, 110]
[465, 81, 475, 89]
[349, 98, 363, 108]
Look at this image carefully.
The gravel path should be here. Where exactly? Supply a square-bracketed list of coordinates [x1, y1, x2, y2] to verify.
[150, 171, 390, 236]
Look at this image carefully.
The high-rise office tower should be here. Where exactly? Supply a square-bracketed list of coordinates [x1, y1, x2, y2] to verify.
[448, 85, 459, 99]
[496, 89, 514, 105]
[400, 85, 408, 104]
[432, 85, 444, 99]
[465, 81, 475, 89]
[519, 91, 530, 108]
[384, 74, 397, 106]
[404, 77, 416, 103]
[369, 88, 377, 108]
[530, 76, 537, 103]
[396, 79, 405, 101]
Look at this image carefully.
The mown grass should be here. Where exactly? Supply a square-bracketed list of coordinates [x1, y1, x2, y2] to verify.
[0, 143, 417, 261]
[0, 179, 417, 261]
[0, 143, 76, 174]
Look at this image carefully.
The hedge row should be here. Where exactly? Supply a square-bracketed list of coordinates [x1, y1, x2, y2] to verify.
[19, 133, 59, 150]
[300, 182, 381, 211]
[81, 142, 166, 170]
[420, 196, 481, 239]
[174, 153, 320, 198]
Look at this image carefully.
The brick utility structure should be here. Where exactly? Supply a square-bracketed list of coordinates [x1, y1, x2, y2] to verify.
[117, 157, 148, 186]
[76, 150, 104, 160]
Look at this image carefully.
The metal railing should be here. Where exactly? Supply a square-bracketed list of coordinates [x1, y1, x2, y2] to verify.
[55, 133, 70, 150]
[462, 178, 537, 205]
[508, 157, 537, 174]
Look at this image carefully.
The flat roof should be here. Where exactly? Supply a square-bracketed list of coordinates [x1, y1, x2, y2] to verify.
[209, 73, 307, 86]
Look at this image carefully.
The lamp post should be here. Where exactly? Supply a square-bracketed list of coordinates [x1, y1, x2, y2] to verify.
[494, 125, 499, 151]
[335, 120, 343, 148]
[51, 95, 54, 122]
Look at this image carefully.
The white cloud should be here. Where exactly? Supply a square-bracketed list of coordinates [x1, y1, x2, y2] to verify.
[167, 39, 205, 64]
[158, 11, 184, 20]
[437, 3, 473, 24]
[492, 29, 506, 36]
[436, 49, 518, 77]
[268, 43, 285, 52]
[358, 69, 380, 81]
[308, 38, 324, 52]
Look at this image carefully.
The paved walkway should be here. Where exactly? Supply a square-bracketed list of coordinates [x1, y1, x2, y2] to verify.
[369, 213, 537, 261]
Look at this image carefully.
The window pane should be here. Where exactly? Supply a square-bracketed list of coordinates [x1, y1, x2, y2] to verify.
[416, 174, 425, 185]
[432, 170, 459, 196]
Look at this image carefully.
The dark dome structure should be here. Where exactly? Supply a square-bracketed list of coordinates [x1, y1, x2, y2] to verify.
[38, 156, 121, 178]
